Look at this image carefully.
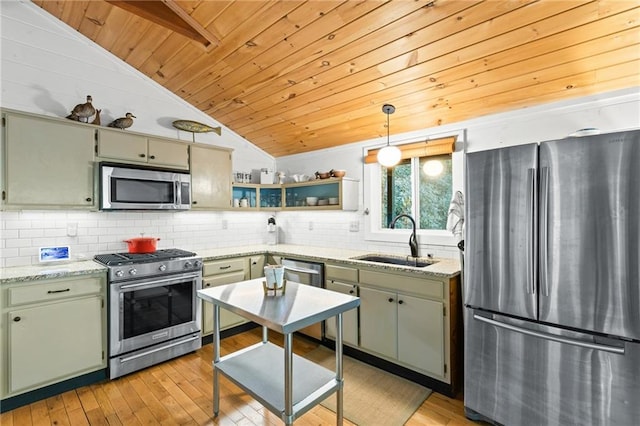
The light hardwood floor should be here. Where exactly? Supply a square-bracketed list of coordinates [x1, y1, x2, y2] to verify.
[0, 328, 477, 425]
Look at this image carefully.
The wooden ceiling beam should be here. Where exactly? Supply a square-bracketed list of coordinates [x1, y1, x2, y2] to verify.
[105, 0, 219, 47]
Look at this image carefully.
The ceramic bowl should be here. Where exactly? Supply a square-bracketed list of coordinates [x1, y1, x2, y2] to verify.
[306, 197, 318, 206]
[328, 197, 339, 205]
[330, 169, 346, 178]
[315, 171, 331, 179]
[318, 199, 329, 206]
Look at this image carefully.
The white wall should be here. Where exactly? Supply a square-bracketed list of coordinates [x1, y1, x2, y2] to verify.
[1, 1, 639, 267]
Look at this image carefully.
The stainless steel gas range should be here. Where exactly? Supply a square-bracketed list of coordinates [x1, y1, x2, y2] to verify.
[94, 249, 203, 379]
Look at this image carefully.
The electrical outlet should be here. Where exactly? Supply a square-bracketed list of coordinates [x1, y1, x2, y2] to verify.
[308, 221, 314, 230]
[221, 219, 228, 230]
[349, 221, 359, 232]
[67, 222, 78, 237]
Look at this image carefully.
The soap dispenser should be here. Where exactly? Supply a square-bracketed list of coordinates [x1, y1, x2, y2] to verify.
[267, 216, 278, 245]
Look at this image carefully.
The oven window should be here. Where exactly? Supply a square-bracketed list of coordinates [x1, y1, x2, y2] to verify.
[112, 177, 174, 204]
[123, 282, 193, 338]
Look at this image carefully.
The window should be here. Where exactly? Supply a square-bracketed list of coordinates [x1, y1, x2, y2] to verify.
[380, 155, 452, 230]
[364, 130, 463, 247]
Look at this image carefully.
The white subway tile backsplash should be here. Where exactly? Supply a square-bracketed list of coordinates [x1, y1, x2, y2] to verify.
[0, 208, 459, 266]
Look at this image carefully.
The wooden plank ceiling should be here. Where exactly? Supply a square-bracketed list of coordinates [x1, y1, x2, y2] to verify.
[34, 0, 640, 157]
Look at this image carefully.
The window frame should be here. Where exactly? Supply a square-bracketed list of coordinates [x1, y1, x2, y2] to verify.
[363, 129, 465, 248]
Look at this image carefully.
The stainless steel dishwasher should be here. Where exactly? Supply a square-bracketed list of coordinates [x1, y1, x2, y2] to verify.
[281, 258, 324, 339]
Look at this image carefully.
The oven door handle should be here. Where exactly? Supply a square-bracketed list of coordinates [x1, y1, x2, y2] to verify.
[118, 335, 201, 363]
[119, 274, 199, 290]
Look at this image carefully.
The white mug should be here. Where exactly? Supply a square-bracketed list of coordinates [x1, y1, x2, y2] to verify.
[233, 198, 240, 208]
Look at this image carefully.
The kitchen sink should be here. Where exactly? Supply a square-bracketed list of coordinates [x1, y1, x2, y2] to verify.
[350, 254, 436, 268]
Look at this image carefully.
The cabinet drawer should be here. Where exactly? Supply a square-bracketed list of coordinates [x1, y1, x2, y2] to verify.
[8, 276, 104, 306]
[203, 270, 246, 287]
[326, 264, 358, 282]
[359, 270, 443, 299]
[203, 258, 246, 275]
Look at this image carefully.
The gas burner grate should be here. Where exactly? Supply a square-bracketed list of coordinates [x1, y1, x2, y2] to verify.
[94, 249, 197, 266]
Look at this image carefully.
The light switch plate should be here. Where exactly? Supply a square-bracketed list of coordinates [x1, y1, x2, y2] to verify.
[349, 221, 359, 232]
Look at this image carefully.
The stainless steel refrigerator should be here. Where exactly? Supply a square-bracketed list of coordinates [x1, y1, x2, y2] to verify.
[463, 129, 640, 425]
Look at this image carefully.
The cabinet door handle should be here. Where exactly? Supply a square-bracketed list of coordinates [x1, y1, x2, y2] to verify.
[47, 288, 70, 294]
[219, 265, 231, 270]
[192, 200, 198, 205]
[349, 290, 354, 294]
[86, 197, 92, 202]
[398, 300, 404, 305]
[13, 316, 21, 322]
[149, 155, 156, 160]
[388, 298, 394, 303]
[205, 282, 211, 287]
[139, 153, 146, 158]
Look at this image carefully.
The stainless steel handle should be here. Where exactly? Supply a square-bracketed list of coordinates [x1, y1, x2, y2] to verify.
[119, 274, 199, 290]
[119, 335, 200, 363]
[539, 166, 550, 296]
[282, 265, 320, 274]
[473, 314, 625, 354]
[526, 168, 536, 295]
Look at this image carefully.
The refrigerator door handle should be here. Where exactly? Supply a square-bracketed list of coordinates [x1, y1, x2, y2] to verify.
[473, 314, 625, 354]
[526, 168, 537, 295]
[539, 166, 550, 296]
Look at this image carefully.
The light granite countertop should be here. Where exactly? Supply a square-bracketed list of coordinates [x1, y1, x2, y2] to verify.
[0, 260, 108, 284]
[1, 244, 460, 284]
[197, 244, 461, 278]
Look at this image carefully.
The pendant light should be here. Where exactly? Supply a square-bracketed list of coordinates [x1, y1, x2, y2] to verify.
[377, 104, 401, 167]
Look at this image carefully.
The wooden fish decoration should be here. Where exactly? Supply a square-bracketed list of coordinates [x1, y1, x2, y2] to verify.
[172, 120, 221, 135]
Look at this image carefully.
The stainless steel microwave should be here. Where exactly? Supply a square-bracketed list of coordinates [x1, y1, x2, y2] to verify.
[99, 162, 191, 210]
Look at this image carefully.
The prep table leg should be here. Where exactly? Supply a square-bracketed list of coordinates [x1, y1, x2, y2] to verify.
[336, 313, 344, 426]
[284, 332, 294, 425]
[213, 305, 220, 417]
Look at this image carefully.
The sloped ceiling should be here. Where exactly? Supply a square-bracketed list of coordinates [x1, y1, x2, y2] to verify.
[34, 0, 640, 157]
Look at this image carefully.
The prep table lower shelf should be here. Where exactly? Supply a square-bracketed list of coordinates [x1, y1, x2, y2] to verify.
[215, 341, 339, 416]
[198, 278, 360, 425]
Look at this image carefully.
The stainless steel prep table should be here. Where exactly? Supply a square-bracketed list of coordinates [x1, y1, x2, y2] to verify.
[197, 278, 360, 425]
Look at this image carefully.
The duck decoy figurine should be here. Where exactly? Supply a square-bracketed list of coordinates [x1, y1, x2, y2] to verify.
[108, 112, 136, 130]
[71, 95, 96, 123]
[65, 111, 80, 121]
[91, 109, 102, 126]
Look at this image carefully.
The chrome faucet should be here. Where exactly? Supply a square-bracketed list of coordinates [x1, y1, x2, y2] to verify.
[390, 214, 418, 258]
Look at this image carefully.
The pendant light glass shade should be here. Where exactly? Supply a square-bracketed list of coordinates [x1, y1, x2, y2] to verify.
[377, 103, 400, 167]
[377, 145, 401, 167]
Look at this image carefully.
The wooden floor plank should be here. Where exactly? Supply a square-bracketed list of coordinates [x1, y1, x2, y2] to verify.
[47, 408, 71, 426]
[60, 390, 83, 412]
[2, 329, 477, 425]
[64, 407, 90, 426]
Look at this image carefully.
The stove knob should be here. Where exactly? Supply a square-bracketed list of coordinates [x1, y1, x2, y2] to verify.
[158, 264, 167, 272]
[129, 268, 138, 276]
[194, 260, 202, 268]
[184, 261, 193, 269]
[115, 270, 124, 277]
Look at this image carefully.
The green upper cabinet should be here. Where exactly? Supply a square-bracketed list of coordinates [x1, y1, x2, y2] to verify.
[2, 111, 96, 209]
[96, 128, 189, 170]
[190, 143, 233, 209]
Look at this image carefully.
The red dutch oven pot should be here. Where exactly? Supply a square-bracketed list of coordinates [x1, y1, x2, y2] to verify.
[124, 236, 160, 253]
